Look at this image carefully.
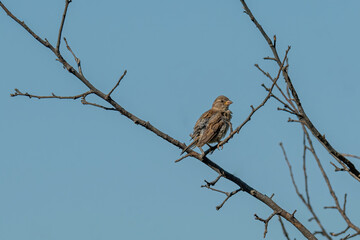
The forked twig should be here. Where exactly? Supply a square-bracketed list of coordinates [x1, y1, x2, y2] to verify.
[219, 46, 291, 148]
[254, 211, 278, 238]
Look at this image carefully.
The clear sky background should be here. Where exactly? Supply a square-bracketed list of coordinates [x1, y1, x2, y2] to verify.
[1, 1, 360, 239]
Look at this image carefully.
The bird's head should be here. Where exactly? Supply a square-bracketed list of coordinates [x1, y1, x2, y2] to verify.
[212, 95, 233, 111]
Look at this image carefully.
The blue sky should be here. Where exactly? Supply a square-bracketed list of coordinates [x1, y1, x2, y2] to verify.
[1, 1, 360, 239]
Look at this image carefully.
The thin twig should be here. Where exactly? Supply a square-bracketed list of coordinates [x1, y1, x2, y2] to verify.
[288, 118, 305, 124]
[239, 0, 360, 182]
[277, 107, 300, 117]
[330, 162, 345, 172]
[278, 216, 291, 240]
[255, 64, 297, 111]
[0, 2, 51, 48]
[254, 211, 278, 238]
[302, 125, 360, 233]
[341, 232, 360, 240]
[201, 184, 242, 210]
[219, 46, 291, 148]
[63, 37, 83, 75]
[330, 226, 350, 237]
[204, 174, 223, 186]
[261, 84, 294, 112]
[174, 153, 192, 163]
[105, 70, 127, 100]
[11, 88, 92, 100]
[81, 96, 116, 111]
[263, 57, 277, 61]
[215, 188, 242, 210]
[280, 142, 332, 239]
[56, 0, 71, 53]
[341, 154, 360, 160]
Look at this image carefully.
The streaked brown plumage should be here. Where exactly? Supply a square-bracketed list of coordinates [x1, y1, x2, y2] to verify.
[181, 95, 233, 156]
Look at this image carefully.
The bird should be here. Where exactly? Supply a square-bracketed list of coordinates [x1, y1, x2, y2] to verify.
[181, 95, 233, 156]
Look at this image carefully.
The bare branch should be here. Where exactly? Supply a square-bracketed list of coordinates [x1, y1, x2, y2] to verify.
[341, 154, 360, 160]
[303, 126, 360, 233]
[254, 211, 278, 238]
[81, 96, 116, 111]
[342, 194, 347, 214]
[255, 64, 274, 80]
[11, 88, 92, 100]
[323, 206, 337, 210]
[273, 35, 277, 48]
[63, 37, 83, 75]
[1, 2, 319, 239]
[263, 57, 277, 61]
[215, 188, 242, 211]
[277, 107, 300, 117]
[330, 226, 350, 237]
[256, 64, 296, 111]
[330, 162, 346, 172]
[341, 234, 351, 240]
[261, 84, 294, 111]
[278, 216, 291, 240]
[280, 142, 331, 239]
[341, 232, 360, 240]
[239, 0, 360, 181]
[56, 0, 71, 53]
[302, 132, 310, 206]
[174, 153, 192, 163]
[288, 118, 305, 124]
[201, 177, 242, 211]
[219, 46, 291, 148]
[204, 174, 222, 186]
[0, 2, 52, 49]
[105, 70, 127, 100]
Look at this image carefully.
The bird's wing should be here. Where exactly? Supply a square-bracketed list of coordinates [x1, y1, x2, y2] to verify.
[182, 109, 213, 155]
[191, 109, 213, 139]
[197, 111, 224, 146]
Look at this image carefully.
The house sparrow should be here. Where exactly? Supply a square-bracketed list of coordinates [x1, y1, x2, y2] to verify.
[181, 95, 233, 156]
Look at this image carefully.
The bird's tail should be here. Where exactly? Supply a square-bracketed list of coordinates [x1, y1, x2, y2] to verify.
[181, 139, 197, 155]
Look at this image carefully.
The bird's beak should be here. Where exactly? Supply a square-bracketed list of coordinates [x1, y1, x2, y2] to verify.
[225, 100, 233, 106]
